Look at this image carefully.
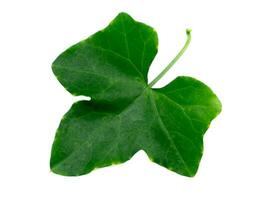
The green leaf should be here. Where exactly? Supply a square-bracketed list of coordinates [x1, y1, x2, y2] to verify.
[50, 12, 221, 177]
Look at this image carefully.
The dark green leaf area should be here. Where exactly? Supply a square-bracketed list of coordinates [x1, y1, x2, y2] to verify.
[52, 12, 157, 109]
[51, 77, 221, 177]
[51, 13, 221, 177]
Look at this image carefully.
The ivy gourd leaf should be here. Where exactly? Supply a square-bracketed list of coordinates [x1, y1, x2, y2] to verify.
[50, 12, 221, 177]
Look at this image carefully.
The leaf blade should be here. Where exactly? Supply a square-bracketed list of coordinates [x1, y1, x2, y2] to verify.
[50, 13, 221, 177]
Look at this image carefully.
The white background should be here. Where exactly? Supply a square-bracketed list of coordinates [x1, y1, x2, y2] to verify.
[1, 0, 267, 199]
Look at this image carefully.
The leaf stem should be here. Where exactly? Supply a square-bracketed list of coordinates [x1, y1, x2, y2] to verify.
[148, 29, 192, 87]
